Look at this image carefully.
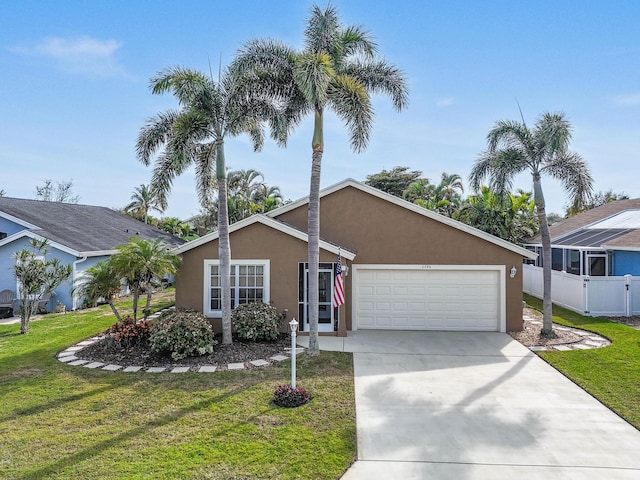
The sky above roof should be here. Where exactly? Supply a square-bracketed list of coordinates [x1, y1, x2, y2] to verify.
[1, 0, 639, 220]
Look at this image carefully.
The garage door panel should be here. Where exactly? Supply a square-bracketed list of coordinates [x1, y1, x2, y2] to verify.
[356, 267, 501, 331]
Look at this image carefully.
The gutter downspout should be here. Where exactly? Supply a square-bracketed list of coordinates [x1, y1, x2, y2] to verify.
[72, 256, 88, 310]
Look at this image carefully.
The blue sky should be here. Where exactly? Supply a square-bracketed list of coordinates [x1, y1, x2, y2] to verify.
[1, 0, 639, 219]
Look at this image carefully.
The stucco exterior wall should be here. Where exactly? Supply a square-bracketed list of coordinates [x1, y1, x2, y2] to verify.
[275, 186, 525, 331]
[176, 222, 340, 332]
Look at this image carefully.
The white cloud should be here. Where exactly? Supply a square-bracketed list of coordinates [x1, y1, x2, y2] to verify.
[10, 36, 129, 78]
[436, 96, 456, 107]
[612, 93, 640, 106]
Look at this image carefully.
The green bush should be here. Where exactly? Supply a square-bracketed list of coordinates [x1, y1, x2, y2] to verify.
[231, 302, 280, 341]
[149, 310, 216, 360]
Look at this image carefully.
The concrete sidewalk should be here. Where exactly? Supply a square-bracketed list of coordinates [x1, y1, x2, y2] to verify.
[298, 331, 640, 479]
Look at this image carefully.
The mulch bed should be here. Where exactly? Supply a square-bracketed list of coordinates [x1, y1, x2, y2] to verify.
[509, 308, 583, 347]
[78, 334, 291, 369]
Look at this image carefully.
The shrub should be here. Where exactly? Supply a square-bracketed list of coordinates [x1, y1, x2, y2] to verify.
[105, 316, 151, 348]
[273, 385, 312, 408]
[149, 310, 217, 360]
[231, 302, 280, 341]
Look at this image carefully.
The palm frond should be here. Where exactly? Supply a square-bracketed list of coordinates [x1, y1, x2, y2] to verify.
[328, 74, 373, 153]
[135, 110, 180, 165]
[341, 59, 408, 111]
[542, 152, 593, 212]
[304, 4, 341, 55]
[339, 25, 377, 59]
[194, 143, 217, 206]
[487, 119, 531, 154]
[294, 52, 335, 107]
[536, 111, 572, 156]
[150, 67, 208, 106]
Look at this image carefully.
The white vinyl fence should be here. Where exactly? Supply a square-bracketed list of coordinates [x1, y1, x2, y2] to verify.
[523, 264, 640, 317]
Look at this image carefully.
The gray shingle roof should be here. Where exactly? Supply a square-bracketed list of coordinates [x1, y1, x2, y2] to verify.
[0, 197, 184, 254]
[528, 199, 640, 249]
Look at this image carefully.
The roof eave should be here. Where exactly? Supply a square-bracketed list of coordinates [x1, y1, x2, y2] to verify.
[268, 178, 538, 260]
[174, 215, 357, 260]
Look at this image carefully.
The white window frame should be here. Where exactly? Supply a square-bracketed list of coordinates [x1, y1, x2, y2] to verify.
[203, 259, 270, 317]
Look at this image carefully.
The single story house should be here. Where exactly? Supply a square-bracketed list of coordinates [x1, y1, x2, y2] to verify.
[523, 199, 640, 316]
[0, 197, 184, 313]
[175, 179, 536, 335]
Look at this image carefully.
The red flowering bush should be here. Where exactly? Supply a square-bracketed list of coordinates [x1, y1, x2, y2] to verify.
[105, 316, 152, 348]
[273, 385, 312, 408]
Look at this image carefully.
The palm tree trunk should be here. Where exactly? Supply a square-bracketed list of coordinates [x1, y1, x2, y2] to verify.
[108, 300, 122, 322]
[144, 283, 153, 319]
[533, 173, 554, 336]
[132, 288, 139, 321]
[217, 141, 233, 345]
[307, 109, 324, 356]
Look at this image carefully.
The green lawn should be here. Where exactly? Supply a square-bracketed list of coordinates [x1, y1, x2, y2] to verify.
[0, 294, 356, 480]
[525, 294, 640, 430]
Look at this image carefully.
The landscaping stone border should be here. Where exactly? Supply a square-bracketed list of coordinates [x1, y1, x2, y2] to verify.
[56, 308, 299, 373]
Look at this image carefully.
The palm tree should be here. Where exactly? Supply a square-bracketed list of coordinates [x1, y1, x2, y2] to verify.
[124, 184, 164, 224]
[73, 261, 123, 321]
[456, 187, 538, 243]
[233, 4, 408, 354]
[109, 237, 180, 320]
[469, 112, 592, 336]
[136, 66, 285, 343]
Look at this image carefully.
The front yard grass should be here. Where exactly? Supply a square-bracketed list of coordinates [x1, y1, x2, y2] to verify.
[525, 294, 640, 430]
[0, 293, 356, 480]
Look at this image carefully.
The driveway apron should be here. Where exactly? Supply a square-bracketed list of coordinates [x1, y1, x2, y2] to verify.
[299, 331, 640, 480]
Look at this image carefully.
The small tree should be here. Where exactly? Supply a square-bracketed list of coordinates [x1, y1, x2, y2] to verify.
[13, 239, 72, 334]
[35, 179, 80, 203]
[73, 261, 124, 321]
[109, 237, 181, 320]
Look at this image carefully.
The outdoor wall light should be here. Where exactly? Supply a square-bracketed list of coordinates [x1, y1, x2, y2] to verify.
[510, 266, 517, 278]
[343, 265, 349, 277]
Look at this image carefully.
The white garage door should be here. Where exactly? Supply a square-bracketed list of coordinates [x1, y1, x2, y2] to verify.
[355, 267, 502, 331]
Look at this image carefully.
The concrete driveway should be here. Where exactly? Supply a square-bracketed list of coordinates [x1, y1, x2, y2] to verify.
[297, 331, 640, 479]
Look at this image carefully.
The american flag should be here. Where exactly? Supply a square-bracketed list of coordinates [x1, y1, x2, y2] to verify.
[333, 251, 345, 308]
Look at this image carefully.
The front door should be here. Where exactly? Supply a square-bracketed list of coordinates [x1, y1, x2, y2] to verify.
[301, 265, 335, 332]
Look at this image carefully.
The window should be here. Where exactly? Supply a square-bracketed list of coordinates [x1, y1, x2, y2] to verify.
[565, 249, 581, 275]
[551, 248, 563, 271]
[204, 260, 269, 317]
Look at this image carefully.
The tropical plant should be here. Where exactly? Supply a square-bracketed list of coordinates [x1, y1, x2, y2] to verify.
[455, 187, 538, 243]
[403, 172, 464, 217]
[73, 260, 124, 321]
[469, 111, 592, 335]
[136, 66, 285, 344]
[233, 4, 408, 354]
[13, 238, 72, 334]
[124, 184, 165, 224]
[109, 237, 180, 320]
[158, 217, 195, 239]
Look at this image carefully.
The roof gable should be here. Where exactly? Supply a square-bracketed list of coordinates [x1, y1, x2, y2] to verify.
[267, 179, 536, 260]
[0, 197, 184, 255]
[175, 214, 356, 259]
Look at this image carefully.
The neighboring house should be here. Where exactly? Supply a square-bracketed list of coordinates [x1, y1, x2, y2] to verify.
[175, 179, 536, 336]
[0, 197, 184, 313]
[523, 199, 640, 316]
